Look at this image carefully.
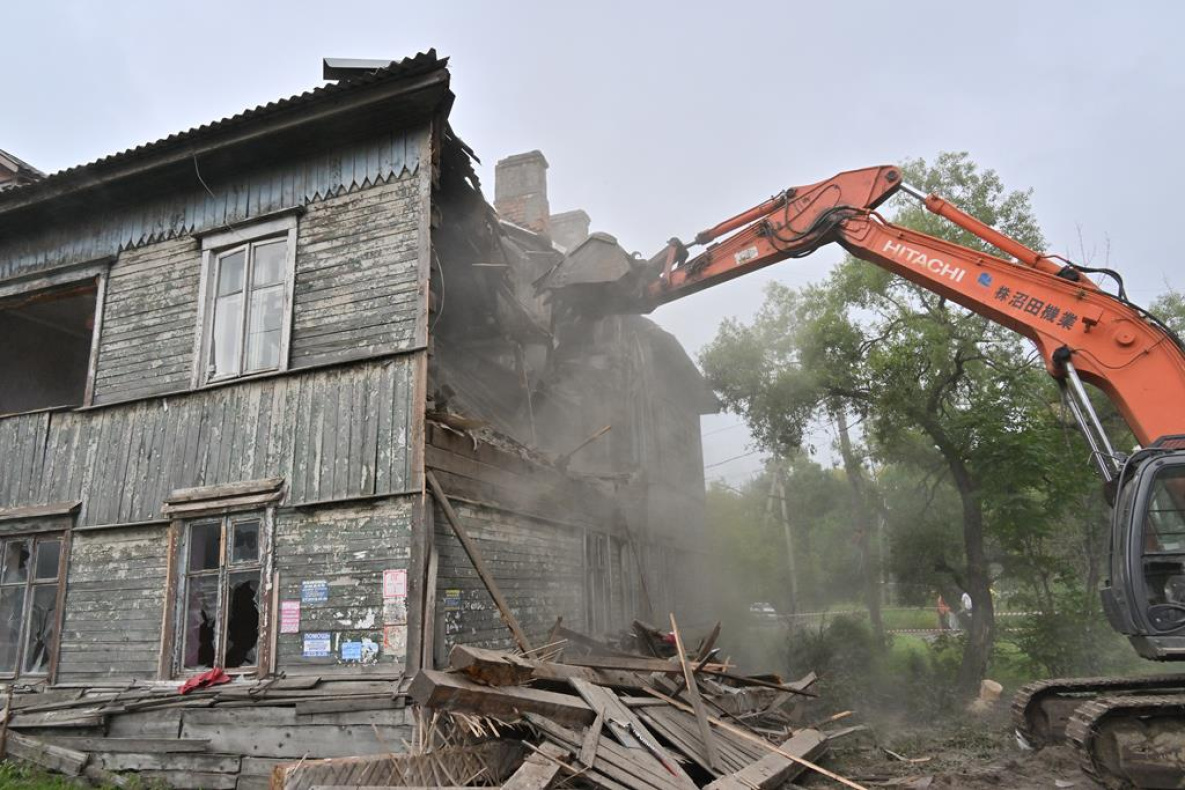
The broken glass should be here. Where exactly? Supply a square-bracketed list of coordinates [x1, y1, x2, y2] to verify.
[23, 585, 57, 674]
[224, 572, 259, 668]
[183, 575, 219, 670]
[2, 540, 30, 584]
[0, 587, 25, 674]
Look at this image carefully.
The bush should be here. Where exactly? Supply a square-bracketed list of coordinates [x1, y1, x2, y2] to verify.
[785, 615, 963, 719]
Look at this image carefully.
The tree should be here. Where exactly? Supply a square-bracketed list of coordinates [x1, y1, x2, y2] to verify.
[702, 152, 1069, 694]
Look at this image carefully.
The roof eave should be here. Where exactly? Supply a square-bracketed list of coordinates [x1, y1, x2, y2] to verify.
[0, 61, 450, 218]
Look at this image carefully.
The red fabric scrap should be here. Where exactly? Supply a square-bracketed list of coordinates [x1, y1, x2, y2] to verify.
[179, 667, 232, 695]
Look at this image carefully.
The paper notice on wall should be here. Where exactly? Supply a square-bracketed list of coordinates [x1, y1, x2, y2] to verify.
[383, 568, 407, 599]
[341, 641, 363, 661]
[443, 589, 461, 611]
[301, 580, 329, 603]
[384, 598, 408, 625]
[383, 624, 408, 655]
[303, 632, 330, 657]
[280, 600, 300, 634]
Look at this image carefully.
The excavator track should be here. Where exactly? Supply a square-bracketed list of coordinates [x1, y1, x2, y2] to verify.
[1013, 674, 1185, 749]
[1067, 693, 1185, 788]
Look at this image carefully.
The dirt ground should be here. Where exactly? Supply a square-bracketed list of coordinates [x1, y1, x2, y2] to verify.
[805, 707, 1099, 789]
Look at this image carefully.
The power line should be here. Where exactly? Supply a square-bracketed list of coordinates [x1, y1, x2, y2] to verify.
[702, 422, 747, 438]
[703, 449, 762, 469]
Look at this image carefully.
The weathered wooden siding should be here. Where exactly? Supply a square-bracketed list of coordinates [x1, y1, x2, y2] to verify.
[57, 525, 168, 682]
[89, 166, 426, 405]
[433, 500, 586, 654]
[274, 498, 414, 673]
[0, 128, 425, 283]
[93, 237, 200, 404]
[0, 412, 50, 507]
[291, 176, 423, 369]
[0, 355, 419, 524]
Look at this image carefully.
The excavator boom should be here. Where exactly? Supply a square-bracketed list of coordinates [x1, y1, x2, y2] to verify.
[645, 165, 1185, 451]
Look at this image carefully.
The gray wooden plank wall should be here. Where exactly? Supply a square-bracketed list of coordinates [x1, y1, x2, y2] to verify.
[91, 169, 425, 406]
[0, 355, 418, 524]
[94, 237, 200, 403]
[290, 176, 423, 369]
[0, 127, 426, 283]
[274, 498, 415, 673]
[433, 500, 586, 653]
[57, 525, 169, 682]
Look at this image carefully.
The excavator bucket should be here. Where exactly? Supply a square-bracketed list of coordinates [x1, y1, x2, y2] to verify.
[538, 232, 651, 315]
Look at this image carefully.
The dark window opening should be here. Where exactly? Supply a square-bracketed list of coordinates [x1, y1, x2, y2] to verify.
[181, 515, 263, 672]
[0, 283, 97, 415]
[0, 536, 62, 677]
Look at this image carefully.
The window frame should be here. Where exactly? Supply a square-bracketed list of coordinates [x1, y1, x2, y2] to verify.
[0, 532, 68, 681]
[193, 215, 298, 388]
[0, 263, 108, 415]
[169, 509, 273, 678]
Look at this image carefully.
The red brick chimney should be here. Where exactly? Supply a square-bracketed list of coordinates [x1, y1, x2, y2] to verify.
[494, 151, 550, 234]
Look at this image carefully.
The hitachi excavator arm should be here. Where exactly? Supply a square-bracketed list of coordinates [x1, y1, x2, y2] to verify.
[644, 165, 1185, 454]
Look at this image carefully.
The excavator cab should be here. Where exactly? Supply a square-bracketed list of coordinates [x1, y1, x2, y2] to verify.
[1104, 439, 1185, 659]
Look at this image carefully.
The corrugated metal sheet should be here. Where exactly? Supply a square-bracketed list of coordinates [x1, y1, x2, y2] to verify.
[0, 127, 426, 282]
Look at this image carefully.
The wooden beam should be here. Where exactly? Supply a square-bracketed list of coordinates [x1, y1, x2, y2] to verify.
[669, 614, 720, 773]
[6, 732, 89, 776]
[426, 470, 532, 653]
[408, 670, 594, 727]
[448, 645, 649, 690]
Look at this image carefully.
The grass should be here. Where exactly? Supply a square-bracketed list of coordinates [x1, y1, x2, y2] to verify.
[0, 761, 130, 790]
[0, 761, 83, 790]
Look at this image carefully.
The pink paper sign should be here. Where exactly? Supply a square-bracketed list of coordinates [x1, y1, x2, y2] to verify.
[280, 600, 301, 634]
[383, 568, 408, 599]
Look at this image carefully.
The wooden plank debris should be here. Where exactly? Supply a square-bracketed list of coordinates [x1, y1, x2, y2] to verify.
[502, 740, 570, 790]
[6, 732, 89, 776]
[670, 613, 721, 773]
[704, 729, 828, 790]
[410, 669, 594, 726]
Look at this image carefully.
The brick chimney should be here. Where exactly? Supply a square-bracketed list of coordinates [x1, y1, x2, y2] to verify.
[495, 151, 550, 233]
[548, 210, 591, 251]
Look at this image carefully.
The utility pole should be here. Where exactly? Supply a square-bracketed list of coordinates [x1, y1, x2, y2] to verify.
[766, 457, 799, 616]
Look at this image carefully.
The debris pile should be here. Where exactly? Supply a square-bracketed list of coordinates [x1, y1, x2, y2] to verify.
[278, 617, 870, 790]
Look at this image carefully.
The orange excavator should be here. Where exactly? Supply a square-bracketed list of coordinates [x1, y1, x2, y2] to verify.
[550, 165, 1185, 788]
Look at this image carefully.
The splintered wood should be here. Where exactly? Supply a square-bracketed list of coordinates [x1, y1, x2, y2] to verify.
[2, 620, 865, 790]
[406, 618, 868, 790]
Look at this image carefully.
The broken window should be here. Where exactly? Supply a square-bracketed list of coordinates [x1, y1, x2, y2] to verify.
[0, 281, 97, 415]
[200, 217, 296, 384]
[0, 536, 63, 677]
[181, 515, 263, 671]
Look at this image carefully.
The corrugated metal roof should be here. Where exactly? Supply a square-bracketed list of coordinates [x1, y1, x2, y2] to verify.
[0, 49, 446, 204]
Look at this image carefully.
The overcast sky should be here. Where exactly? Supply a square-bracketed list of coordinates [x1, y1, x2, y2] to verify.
[6, 1, 1184, 483]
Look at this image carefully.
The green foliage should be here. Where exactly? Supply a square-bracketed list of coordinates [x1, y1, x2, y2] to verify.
[785, 616, 963, 719]
[0, 760, 125, 789]
[1150, 288, 1185, 335]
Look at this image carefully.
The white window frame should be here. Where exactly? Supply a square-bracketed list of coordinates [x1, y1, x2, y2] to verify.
[193, 215, 298, 387]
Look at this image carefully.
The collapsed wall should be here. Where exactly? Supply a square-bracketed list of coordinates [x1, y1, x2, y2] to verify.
[425, 140, 718, 654]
